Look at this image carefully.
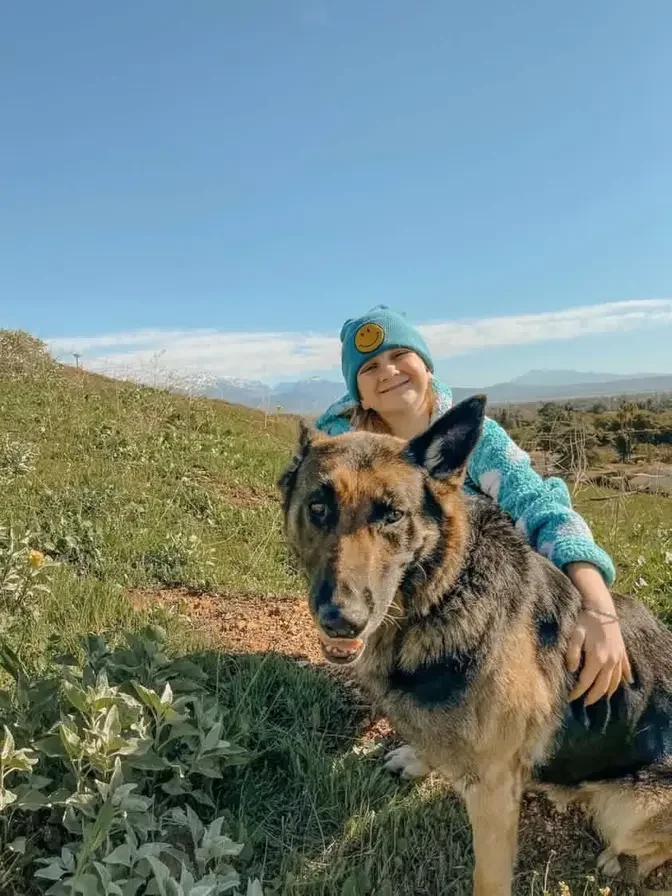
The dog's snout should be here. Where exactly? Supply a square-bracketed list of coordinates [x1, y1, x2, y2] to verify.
[317, 603, 368, 639]
[314, 578, 370, 639]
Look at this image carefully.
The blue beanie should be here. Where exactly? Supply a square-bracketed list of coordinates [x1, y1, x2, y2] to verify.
[340, 305, 435, 400]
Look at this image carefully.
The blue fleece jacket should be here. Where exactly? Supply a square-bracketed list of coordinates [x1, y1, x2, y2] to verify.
[314, 377, 616, 585]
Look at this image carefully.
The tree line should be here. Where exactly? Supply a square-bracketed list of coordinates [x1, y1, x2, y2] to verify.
[491, 394, 672, 468]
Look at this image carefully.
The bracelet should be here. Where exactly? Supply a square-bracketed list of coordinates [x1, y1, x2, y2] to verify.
[582, 605, 620, 622]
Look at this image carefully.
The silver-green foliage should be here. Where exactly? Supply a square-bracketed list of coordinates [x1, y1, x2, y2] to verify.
[0, 624, 263, 896]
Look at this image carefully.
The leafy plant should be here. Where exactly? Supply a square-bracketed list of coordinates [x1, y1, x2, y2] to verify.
[0, 527, 53, 651]
[134, 532, 215, 589]
[0, 436, 38, 485]
[0, 626, 263, 896]
[38, 516, 105, 579]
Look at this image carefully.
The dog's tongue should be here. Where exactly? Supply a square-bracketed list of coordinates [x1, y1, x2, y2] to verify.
[318, 634, 364, 650]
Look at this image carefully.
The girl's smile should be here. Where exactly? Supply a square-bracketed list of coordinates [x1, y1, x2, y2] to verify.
[377, 375, 411, 395]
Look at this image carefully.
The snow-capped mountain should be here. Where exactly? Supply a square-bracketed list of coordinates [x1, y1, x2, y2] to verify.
[198, 370, 672, 414]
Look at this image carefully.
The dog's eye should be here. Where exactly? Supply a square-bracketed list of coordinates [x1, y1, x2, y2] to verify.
[372, 502, 405, 526]
[309, 502, 329, 524]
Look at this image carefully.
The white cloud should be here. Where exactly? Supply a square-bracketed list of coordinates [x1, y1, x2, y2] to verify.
[416, 299, 672, 355]
[49, 329, 341, 384]
[46, 298, 672, 385]
[49, 328, 219, 352]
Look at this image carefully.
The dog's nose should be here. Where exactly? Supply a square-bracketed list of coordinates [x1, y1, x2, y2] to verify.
[317, 603, 368, 640]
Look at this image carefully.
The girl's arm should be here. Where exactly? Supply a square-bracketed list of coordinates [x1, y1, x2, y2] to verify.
[467, 417, 632, 703]
[468, 418, 615, 581]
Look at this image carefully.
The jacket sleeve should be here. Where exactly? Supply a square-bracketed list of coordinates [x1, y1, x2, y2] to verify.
[315, 394, 356, 435]
[467, 417, 616, 585]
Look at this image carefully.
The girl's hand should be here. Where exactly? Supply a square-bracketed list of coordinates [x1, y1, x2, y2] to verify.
[565, 562, 634, 705]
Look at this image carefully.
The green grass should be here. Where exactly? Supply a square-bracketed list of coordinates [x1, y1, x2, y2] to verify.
[575, 485, 672, 625]
[1, 340, 300, 611]
[1, 332, 671, 895]
[189, 651, 618, 896]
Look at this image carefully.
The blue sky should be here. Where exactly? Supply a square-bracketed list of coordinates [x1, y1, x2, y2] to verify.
[2, 1, 671, 386]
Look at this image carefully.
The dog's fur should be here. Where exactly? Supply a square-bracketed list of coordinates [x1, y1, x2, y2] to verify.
[278, 396, 672, 895]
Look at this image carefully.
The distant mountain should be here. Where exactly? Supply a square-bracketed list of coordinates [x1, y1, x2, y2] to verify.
[272, 378, 346, 414]
[481, 374, 672, 404]
[196, 370, 672, 414]
[511, 369, 627, 386]
[200, 377, 271, 407]
[199, 377, 343, 414]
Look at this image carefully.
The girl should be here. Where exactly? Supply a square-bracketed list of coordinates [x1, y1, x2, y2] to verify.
[316, 305, 632, 705]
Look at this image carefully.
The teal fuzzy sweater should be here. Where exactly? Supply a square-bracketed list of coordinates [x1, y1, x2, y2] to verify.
[315, 377, 616, 585]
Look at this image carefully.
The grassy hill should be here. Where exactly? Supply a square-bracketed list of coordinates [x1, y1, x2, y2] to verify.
[1, 331, 671, 895]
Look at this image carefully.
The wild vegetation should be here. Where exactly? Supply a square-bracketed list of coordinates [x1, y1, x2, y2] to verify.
[1, 329, 671, 895]
[492, 396, 672, 466]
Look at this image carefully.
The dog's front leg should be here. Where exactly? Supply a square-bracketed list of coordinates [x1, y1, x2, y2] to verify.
[462, 763, 523, 896]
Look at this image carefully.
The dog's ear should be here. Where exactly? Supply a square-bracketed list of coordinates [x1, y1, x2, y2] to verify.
[277, 419, 314, 503]
[406, 395, 487, 481]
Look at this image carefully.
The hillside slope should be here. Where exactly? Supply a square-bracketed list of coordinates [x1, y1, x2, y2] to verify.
[1, 332, 300, 609]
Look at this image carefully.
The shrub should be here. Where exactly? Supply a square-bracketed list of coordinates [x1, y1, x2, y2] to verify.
[0, 549, 263, 896]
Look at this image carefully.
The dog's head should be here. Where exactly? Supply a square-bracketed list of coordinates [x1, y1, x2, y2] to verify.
[278, 395, 487, 666]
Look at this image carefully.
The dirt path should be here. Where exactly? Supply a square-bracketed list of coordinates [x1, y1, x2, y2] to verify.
[129, 586, 672, 892]
[131, 587, 325, 663]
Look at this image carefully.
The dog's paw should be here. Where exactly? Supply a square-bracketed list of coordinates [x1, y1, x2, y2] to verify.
[597, 847, 621, 878]
[535, 786, 573, 814]
[383, 745, 432, 779]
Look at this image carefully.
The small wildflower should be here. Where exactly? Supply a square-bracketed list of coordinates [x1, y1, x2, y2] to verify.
[636, 555, 646, 567]
[28, 550, 45, 568]
[665, 550, 672, 565]
[634, 576, 648, 590]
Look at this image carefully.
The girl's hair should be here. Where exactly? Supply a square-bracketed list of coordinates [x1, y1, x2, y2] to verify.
[348, 380, 437, 435]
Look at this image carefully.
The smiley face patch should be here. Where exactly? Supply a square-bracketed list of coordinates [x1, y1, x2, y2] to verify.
[354, 322, 385, 353]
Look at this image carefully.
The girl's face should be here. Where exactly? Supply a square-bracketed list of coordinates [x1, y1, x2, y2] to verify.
[356, 348, 431, 415]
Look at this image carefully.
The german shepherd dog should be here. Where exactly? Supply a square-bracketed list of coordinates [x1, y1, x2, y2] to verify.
[278, 396, 672, 895]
